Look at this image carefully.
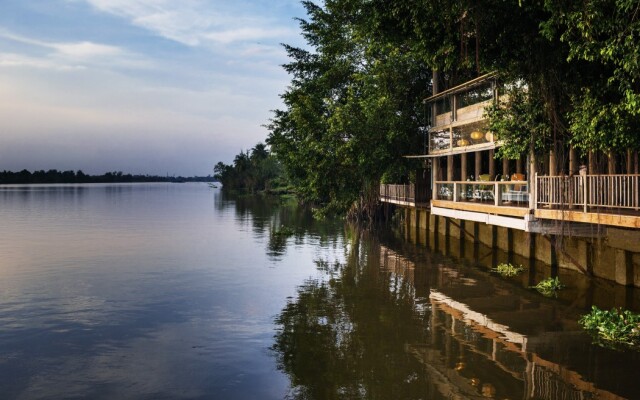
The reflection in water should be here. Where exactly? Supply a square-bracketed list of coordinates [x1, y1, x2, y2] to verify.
[1, 184, 639, 399]
[272, 228, 640, 400]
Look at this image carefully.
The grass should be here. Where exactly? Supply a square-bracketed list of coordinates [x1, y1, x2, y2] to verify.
[579, 306, 640, 349]
[531, 276, 565, 297]
[492, 263, 525, 277]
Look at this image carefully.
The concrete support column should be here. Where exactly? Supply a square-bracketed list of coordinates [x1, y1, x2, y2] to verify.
[615, 249, 633, 286]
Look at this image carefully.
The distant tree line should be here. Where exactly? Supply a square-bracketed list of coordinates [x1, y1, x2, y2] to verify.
[0, 169, 215, 184]
[214, 143, 289, 194]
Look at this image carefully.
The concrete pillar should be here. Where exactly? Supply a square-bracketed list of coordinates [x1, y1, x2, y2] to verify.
[615, 249, 633, 286]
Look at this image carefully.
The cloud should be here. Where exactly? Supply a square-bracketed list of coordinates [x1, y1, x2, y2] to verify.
[77, 0, 298, 47]
[0, 52, 84, 70]
[54, 41, 124, 58]
[204, 27, 294, 45]
[0, 31, 151, 70]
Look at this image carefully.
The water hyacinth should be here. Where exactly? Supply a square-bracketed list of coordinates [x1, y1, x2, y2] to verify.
[579, 306, 640, 349]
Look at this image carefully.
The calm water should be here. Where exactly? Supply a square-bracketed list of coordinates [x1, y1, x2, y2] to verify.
[0, 183, 639, 399]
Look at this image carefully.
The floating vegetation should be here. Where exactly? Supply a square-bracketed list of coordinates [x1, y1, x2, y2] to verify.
[492, 263, 524, 277]
[273, 226, 295, 237]
[531, 276, 565, 297]
[579, 306, 640, 349]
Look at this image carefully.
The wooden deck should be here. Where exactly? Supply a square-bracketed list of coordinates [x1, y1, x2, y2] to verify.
[380, 174, 640, 230]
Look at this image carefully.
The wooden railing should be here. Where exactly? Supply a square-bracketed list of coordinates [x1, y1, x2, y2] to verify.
[382, 174, 640, 216]
[433, 180, 529, 206]
[536, 174, 640, 212]
[379, 184, 415, 204]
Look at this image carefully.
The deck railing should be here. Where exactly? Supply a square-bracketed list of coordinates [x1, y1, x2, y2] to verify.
[382, 174, 640, 215]
[536, 174, 640, 212]
[379, 184, 415, 204]
[433, 180, 529, 206]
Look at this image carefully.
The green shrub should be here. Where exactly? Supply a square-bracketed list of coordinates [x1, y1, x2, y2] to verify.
[579, 306, 640, 348]
[492, 263, 525, 277]
[531, 276, 564, 297]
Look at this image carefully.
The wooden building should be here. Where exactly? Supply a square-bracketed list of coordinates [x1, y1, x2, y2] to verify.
[380, 73, 640, 286]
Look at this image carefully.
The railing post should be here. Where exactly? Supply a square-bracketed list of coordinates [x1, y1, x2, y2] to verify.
[583, 175, 588, 213]
[531, 173, 537, 210]
[494, 182, 499, 206]
[453, 182, 458, 202]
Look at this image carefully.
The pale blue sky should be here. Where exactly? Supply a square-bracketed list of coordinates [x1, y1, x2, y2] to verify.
[0, 0, 305, 175]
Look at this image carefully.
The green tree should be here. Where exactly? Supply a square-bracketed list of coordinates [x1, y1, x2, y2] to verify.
[267, 0, 429, 218]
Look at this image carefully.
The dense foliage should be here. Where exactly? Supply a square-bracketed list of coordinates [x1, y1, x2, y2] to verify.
[214, 143, 287, 193]
[580, 306, 640, 349]
[0, 169, 213, 184]
[268, 0, 640, 216]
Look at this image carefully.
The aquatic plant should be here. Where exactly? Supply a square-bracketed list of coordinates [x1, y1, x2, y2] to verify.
[492, 263, 524, 277]
[579, 306, 640, 349]
[531, 276, 565, 296]
[273, 226, 295, 237]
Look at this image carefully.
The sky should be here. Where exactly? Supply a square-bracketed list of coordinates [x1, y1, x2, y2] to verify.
[0, 0, 306, 176]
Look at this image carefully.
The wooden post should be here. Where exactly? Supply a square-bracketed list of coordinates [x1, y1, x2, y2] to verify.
[502, 157, 509, 178]
[635, 151, 639, 174]
[475, 151, 482, 178]
[433, 158, 440, 201]
[608, 151, 616, 174]
[489, 149, 495, 179]
[516, 158, 523, 175]
[627, 149, 633, 174]
[588, 150, 597, 175]
[529, 147, 537, 210]
[461, 153, 468, 201]
[549, 147, 557, 176]
[569, 146, 577, 175]
[447, 155, 454, 181]
[461, 153, 468, 181]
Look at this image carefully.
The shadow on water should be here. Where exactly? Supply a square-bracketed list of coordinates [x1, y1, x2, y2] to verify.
[271, 224, 640, 400]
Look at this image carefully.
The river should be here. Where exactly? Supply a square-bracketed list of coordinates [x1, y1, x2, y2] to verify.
[0, 183, 638, 399]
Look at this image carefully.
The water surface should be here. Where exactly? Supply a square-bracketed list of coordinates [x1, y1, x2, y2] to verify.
[1, 183, 638, 399]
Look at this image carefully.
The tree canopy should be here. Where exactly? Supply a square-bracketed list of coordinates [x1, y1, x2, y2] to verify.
[214, 142, 286, 193]
[267, 0, 640, 215]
